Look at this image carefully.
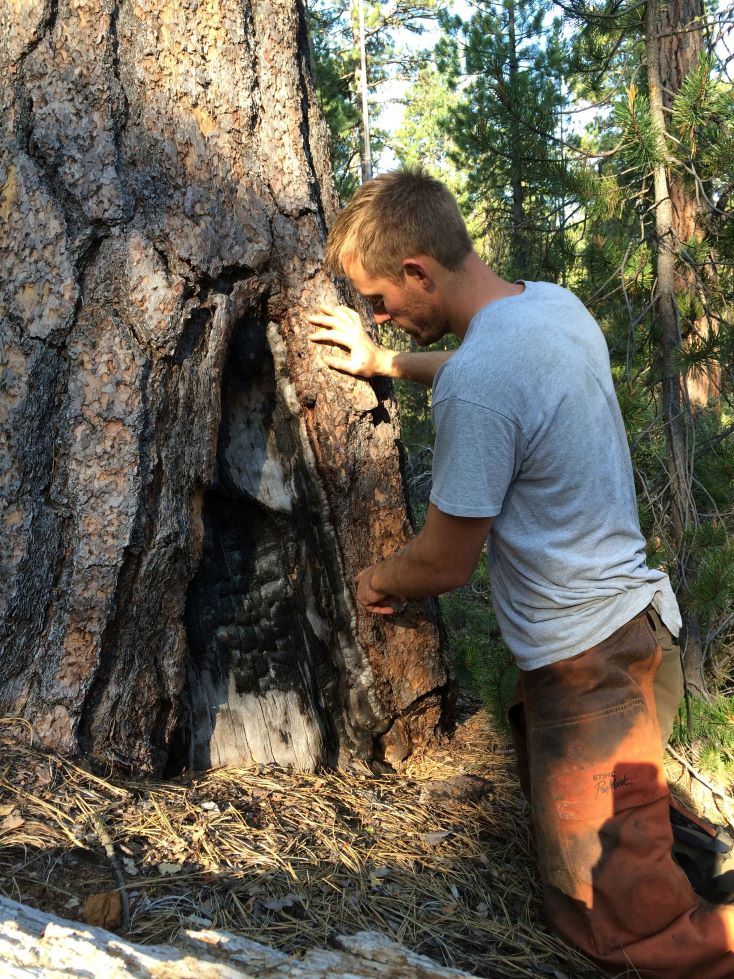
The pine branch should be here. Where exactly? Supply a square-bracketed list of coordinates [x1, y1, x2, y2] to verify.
[552, 0, 647, 23]
[651, 14, 734, 42]
[693, 422, 734, 460]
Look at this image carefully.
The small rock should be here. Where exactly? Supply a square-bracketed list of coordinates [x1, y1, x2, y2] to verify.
[84, 890, 122, 929]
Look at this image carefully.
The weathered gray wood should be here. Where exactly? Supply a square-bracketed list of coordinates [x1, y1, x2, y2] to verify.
[0, 897, 478, 978]
[0, 0, 449, 773]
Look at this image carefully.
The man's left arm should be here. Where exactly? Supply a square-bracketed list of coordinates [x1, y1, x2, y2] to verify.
[357, 504, 493, 614]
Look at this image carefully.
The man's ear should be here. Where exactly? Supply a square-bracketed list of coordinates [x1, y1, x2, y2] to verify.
[402, 257, 434, 290]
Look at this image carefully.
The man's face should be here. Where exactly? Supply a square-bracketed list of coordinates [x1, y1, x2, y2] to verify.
[343, 257, 450, 346]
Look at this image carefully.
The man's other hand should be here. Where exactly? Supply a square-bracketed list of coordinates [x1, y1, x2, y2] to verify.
[308, 305, 390, 378]
[356, 566, 406, 615]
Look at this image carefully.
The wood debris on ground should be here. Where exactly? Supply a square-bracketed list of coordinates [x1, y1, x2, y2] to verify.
[0, 700, 611, 978]
[0, 895, 490, 978]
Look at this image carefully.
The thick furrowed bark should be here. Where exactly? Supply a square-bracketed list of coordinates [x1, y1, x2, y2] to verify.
[0, 0, 449, 773]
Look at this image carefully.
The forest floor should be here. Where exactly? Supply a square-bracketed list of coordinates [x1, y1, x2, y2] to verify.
[0, 698, 730, 979]
[0, 700, 609, 979]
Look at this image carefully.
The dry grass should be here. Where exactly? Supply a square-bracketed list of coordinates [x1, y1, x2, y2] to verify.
[0, 702, 607, 978]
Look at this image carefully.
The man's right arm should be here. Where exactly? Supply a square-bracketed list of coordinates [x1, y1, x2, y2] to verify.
[308, 305, 452, 386]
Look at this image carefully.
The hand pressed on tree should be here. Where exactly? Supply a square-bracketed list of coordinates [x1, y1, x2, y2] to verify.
[355, 567, 406, 616]
[308, 305, 392, 378]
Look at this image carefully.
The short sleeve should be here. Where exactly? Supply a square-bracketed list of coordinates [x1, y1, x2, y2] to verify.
[429, 397, 524, 518]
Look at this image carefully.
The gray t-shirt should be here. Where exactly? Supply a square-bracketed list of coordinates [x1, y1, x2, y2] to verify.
[430, 280, 681, 671]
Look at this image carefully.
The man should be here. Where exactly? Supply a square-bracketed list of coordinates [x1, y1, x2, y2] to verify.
[308, 169, 734, 977]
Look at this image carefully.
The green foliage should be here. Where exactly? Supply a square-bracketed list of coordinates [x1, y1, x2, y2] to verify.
[396, 0, 581, 280]
[392, 65, 460, 177]
[682, 522, 734, 626]
[673, 694, 734, 786]
[613, 371, 654, 433]
[564, 0, 644, 102]
[441, 574, 518, 733]
[306, 0, 440, 199]
[442, 0, 573, 279]
[671, 55, 733, 161]
[622, 241, 654, 294]
[612, 84, 668, 173]
[571, 168, 624, 221]
[308, 11, 362, 200]
[692, 416, 734, 511]
[678, 322, 723, 389]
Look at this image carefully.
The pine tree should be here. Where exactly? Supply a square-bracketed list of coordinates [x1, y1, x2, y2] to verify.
[308, 2, 363, 199]
[306, 0, 439, 198]
[433, 0, 574, 280]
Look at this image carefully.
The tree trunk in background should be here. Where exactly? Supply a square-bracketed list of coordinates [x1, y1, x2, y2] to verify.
[507, 0, 528, 278]
[657, 0, 720, 408]
[351, 0, 372, 185]
[0, 0, 450, 774]
[646, 0, 705, 692]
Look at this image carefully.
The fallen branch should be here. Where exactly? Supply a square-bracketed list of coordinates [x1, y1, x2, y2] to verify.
[0, 896, 479, 978]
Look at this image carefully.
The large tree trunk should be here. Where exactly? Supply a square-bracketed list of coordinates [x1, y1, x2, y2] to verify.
[645, 0, 705, 692]
[0, 0, 450, 774]
[657, 0, 720, 408]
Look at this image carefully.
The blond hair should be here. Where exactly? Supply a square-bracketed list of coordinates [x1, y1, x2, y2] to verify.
[325, 169, 472, 282]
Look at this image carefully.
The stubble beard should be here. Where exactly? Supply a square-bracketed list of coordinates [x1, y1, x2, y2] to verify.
[405, 317, 449, 347]
[397, 300, 449, 347]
